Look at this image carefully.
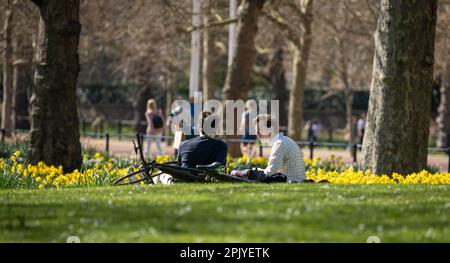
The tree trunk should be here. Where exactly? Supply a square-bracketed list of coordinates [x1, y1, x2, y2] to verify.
[189, 0, 202, 97]
[29, 0, 82, 173]
[436, 63, 450, 148]
[268, 45, 288, 127]
[337, 34, 354, 145]
[2, 0, 14, 136]
[202, 0, 215, 101]
[287, 0, 314, 141]
[165, 75, 174, 144]
[133, 86, 152, 134]
[12, 35, 32, 130]
[361, 0, 438, 175]
[222, 0, 265, 156]
[344, 88, 354, 144]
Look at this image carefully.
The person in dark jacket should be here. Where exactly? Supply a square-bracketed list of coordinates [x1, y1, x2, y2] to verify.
[178, 111, 228, 168]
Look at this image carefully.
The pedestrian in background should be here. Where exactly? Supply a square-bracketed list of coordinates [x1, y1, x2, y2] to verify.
[357, 113, 366, 144]
[145, 99, 165, 156]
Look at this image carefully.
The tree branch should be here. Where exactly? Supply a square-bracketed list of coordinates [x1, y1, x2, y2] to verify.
[187, 18, 238, 33]
[255, 44, 273, 55]
[263, 10, 299, 46]
[342, 0, 372, 38]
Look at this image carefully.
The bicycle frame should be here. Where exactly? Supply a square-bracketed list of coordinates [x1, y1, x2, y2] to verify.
[114, 133, 256, 185]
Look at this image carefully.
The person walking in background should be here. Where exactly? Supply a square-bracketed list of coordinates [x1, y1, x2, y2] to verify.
[91, 115, 105, 138]
[184, 95, 199, 140]
[305, 120, 320, 143]
[145, 99, 165, 156]
[305, 120, 314, 142]
[312, 121, 322, 142]
[345, 115, 359, 153]
[239, 101, 257, 157]
[357, 113, 366, 144]
[351, 115, 358, 145]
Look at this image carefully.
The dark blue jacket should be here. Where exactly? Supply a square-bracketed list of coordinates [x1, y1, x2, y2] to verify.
[178, 136, 228, 168]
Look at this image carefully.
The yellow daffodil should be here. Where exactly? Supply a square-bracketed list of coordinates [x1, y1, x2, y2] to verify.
[1, 154, 450, 189]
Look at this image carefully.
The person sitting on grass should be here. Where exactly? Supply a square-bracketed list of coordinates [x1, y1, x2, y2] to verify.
[253, 114, 306, 182]
[177, 111, 228, 168]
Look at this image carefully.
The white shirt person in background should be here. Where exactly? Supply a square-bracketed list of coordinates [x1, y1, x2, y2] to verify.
[253, 114, 306, 182]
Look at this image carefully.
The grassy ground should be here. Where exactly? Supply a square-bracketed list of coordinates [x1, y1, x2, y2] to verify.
[0, 184, 449, 243]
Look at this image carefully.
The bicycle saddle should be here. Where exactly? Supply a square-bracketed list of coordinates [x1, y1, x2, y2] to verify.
[196, 162, 223, 170]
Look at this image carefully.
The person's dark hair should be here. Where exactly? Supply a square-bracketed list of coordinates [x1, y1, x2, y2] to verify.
[253, 114, 273, 129]
[198, 111, 216, 136]
[253, 114, 279, 138]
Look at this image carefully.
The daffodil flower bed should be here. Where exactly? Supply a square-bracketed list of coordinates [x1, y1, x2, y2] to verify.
[0, 151, 449, 189]
[0, 151, 130, 189]
[303, 156, 450, 184]
[306, 168, 450, 185]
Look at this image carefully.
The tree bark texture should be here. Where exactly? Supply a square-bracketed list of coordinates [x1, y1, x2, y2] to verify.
[133, 86, 153, 134]
[165, 75, 174, 143]
[12, 35, 33, 130]
[222, 0, 265, 156]
[287, 0, 314, 141]
[344, 89, 354, 144]
[268, 45, 288, 127]
[29, 0, 82, 172]
[202, 0, 215, 101]
[436, 63, 450, 148]
[361, 0, 438, 175]
[2, 1, 14, 135]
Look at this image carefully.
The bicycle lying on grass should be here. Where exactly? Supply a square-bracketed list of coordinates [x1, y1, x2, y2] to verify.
[113, 134, 287, 186]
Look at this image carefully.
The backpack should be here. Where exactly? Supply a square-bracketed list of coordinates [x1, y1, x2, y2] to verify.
[152, 115, 164, 129]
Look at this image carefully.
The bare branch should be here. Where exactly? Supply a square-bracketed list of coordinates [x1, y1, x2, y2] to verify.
[187, 18, 238, 33]
[342, 0, 372, 38]
[263, 10, 299, 46]
[255, 44, 274, 55]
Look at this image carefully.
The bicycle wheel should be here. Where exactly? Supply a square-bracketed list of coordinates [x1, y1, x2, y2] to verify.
[114, 167, 162, 186]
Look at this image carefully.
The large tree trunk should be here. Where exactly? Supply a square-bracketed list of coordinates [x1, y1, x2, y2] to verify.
[12, 35, 32, 130]
[436, 63, 450, 148]
[361, 0, 438, 175]
[29, 0, 82, 172]
[222, 0, 265, 156]
[287, 0, 314, 141]
[268, 45, 288, 127]
[2, 0, 14, 136]
[202, 0, 215, 101]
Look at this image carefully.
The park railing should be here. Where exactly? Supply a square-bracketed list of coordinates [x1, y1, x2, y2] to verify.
[223, 137, 450, 173]
[79, 118, 294, 142]
[1, 128, 450, 172]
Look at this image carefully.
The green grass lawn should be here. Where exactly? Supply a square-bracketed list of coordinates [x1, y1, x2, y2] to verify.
[0, 184, 449, 243]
